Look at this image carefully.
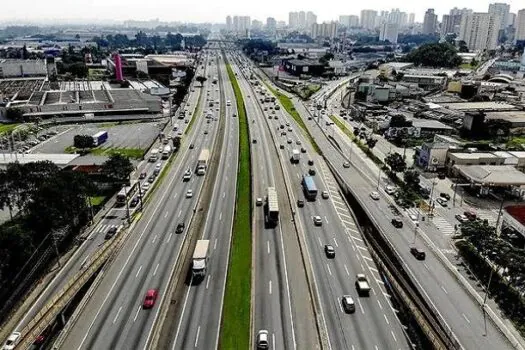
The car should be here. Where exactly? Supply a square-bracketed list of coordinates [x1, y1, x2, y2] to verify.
[322, 191, 329, 199]
[286, 122, 290, 127]
[280, 125, 285, 129]
[268, 116, 272, 120]
[105, 226, 118, 240]
[440, 192, 451, 200]
[437, 172, 446, 179]
[455, 214, 469, 223]
[204, 130, 208, 135]
[385, 185, 397, 195]
[313, 215, 323, 226]
[341, 295, 356, 313]
[271, 110, 276, 114]
[155, 162, 162, 171]
[263, 107, 268, 111]
[189, 143, 195, 149]
[436, 197, 448, 207]
[148, 174, 156, 183]
[186, 189, 193, 198]
[139, 171, 147, 179]
[185, 119, 190, 123]
[130, 197, 140, 208]
[252, 139, 257, 144]
[280, 144, 285, 149]
[183, 169, 192, 181]
[176, 222, 185, 234]
[308, 116, 312, 120]
[308, 159, 314, 166]
[343, 161, 350, 168]
[281, 132, 287, 136]
[391, 218, 403, 228]
[296, 140, 301, 145]
[256, 198, 263, 206]
[300, 147, 306, 153]
[142, 289, 158, 309]
[287, 139, 292, 144]
[142, 182, 150, 191]
[324, 244, 335, 258]
[288, 127, 293, 132]
[308, 168, 316, 176]
[3, 332, 21, 350]
[409, 214, 419, 226]
[410, 247, 426, 260]
[232, 114, 237, 118]
[369, 191, 380, 200]
[464, 210, 477, 220]
[297, 199, 305, 207]
[256, 330, 269, 349]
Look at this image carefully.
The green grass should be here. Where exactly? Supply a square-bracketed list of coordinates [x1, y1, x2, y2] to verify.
[91, 147, 144, 159]
[507, 136, 525, 149]
[264, 82, 322, 154]
[89, 196, 106, 206]
[0, 123, 20, 134]
[219, 62, 252, 350]
[459, 62, 479, 69]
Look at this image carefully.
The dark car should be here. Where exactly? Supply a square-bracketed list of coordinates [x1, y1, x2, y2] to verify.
[280, 144, 284, 149]
[301, 147, 306, 153]
[176, 222, 185, 234]
[391, 218, 403, 228]
[139, 171, 147, 180]
[410, 247, 426, 260]
[308, 168, 316, 176]
[440, 192, 451, 200]
[148, 174, 156, 183]
[105, 227, 118, 240]
[308, 160, 314, 166]
[252, 139, 257, 144]
[324, 244, 335, 258]
[130, 197, 140, 207]
[189, 143, 195, 149]
[297, 199, 305, 208]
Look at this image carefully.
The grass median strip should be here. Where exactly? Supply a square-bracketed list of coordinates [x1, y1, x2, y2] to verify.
[263, 82, 322, 155]
[219, 62, 252, 350]
[185, 86, 203, 135]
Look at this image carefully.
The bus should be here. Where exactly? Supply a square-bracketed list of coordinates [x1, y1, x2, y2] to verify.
[116, 181, 139, 206]
[265, 187, 279, 228]
[302, 175, 318, 201]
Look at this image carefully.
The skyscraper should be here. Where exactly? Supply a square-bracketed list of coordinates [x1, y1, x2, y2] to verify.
[516, 9, 525, 43]
[441, 8, 472, 36]
[226, 16, 232, 31]
[379, 22, 399, 43]
[408, 13, 415, 26]
[388, 9, 407, 28]
[339, 15, 359, 28]
[459, 12, 501, 51]
[423, 9, 437, 34]
[298, 11, 306, 29]
[311, 22, 338, 39]
[306, 11, 317, 27]
[266, 17, 277, 33]
[360, 10, 377, 30]
[289, 12, 299, 29]
[488, 3, 510, 30]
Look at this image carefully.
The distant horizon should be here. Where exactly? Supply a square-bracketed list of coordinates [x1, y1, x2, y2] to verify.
[0, 0, 524, 26]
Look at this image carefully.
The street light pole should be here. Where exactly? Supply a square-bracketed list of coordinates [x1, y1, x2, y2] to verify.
[376, 167, 382, 190]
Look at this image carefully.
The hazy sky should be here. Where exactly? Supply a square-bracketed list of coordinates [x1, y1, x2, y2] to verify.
[0, 0, 523, 24]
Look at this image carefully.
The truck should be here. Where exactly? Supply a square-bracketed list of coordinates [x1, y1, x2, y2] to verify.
[149, 149, 159, 162]
[92, 131, 108, 146]
[162, 145, 172, 159]
[212, 76, 218, 84]
[265, 187, 279, 228]
[355, 274, 371, 296]
[196, 149, 210, 175]
[192, 240, 210, 280]
[290, 149, 300, 164]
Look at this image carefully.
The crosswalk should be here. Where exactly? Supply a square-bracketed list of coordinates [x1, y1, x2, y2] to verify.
[94, 223, 122, 234]
[431, 216, 456, 236]
[474, 209, 498, 226]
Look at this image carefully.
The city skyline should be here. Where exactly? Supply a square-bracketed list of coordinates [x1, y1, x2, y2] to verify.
[1, 0, 525, 25]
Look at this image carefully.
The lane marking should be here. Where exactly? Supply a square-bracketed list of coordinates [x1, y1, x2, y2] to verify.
[195, 325, 201, 347]
[152, 234, 158, 244]
[113, 306, 122, 324]
[441, 285, 448, 294]
[153, 263, 159, 276]
[327, 264, 332, 276]
[214, 238, 218, 250]
[269, 280, 272, 295]
[167, 232, 172, 243]
[136, 265, 143, 278]
[164, 211, 169, 218]
[377, 300, 383, 310]
[357, 299, 365, 314]
[133, 306, 141, 322]
[333, 237, 338, 247]
[391, 331, 397, 342]
[384, 314, 390, 325]
[219, 212, 222, 221]
[462, 313, 471, 323]
[344, 264, 350, 276]
[206, 275, 211, 289]
[267, 240, 270, 254]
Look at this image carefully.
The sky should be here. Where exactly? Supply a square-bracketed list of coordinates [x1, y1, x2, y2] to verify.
[0, 0, 523, 25]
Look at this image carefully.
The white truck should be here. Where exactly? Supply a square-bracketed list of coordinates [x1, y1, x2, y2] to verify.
[355, 274, 371, 296]
[291, 149, 300, 164]
[162, 145, 172, 159]
[149, 149, 159, 162]
[196, 149, 210, 175]
[192, 240, 210, 279]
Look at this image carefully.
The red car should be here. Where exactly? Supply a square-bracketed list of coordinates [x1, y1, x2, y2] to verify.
[143, 289, 158, 309]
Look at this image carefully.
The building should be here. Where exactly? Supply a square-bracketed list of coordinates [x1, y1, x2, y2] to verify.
[415, 142, 452, 171]
[361, 10, 378, 30]
[282, 59, 325, 76]
[226, 16, 232, 31]
[408, 13, 415, 26]
[459, 12, 500, 51]
[289, 12, 299, 29]
[298, 11, 306, 29]
[311, 22, 338, 39]
[379, 22, 399, 43]
[488, 2, 510, 31]
[252, 20, 263, 31]
[306, 12, 317, 27]
[508, 12, 516, 28]
[266, 17, 277, 33]
[400, 74, 447, 90]
[423, 9, 438, 34]
[388, 9, 407, 28]
[516, 9, 525, 43]
[0, 59, 47, 78]
[441, 11, 468, 36]
[339, 15, 359, 28]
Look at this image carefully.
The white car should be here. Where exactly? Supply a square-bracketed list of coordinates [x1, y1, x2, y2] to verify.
[369, 191, 380, 200]
[141, 182, 150, 191]
[186, 189, 193, 198]
[313, 215, 323, 226]
[322, 191, 329, 199]
[226, 100, 231, 106]
[409, 214, 420, 227]
[256, 198, 263, 206]
[256, 330, 269, 349]
[384, 185, 397, 195]
[3, 332, 21, 350]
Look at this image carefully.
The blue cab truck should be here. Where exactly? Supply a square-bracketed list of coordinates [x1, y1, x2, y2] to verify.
[92, 131, 108, 146]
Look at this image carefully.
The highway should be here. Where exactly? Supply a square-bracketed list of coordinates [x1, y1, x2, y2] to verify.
[58, 53, 221, 349]
[169, 51, 239, 350]
[239, 54, 409, 349]
[287, 82, 515, 350]
[230, 56, 319, 349]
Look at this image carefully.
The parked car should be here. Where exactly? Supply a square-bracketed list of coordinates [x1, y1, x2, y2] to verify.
[440, 192, 451, 200]
[455, 214, 469, 223]
[409, 214, 419, 226]
[321, 191, 329, 199]
[297, 199, 305, 207]
[436, 197, 448, 207]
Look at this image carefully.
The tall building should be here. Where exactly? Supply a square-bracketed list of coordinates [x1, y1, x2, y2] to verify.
[252, 19, 263, 31]
[311, 22, 338, 39]
[516, 9, 525, 43]
[379, 22, 399, 43]
[388, 9, 407, 28]
[459, 12, 501, 51]
[226, 16, 232, 31]
[298, 11, 306, 29]
[266, 17, 277, 32]
[423, 9, 437, 34]
[339, 15, 359, 28]
[508, 13, 516, 28]
[306, 11, 317, 27]
[376, 11, 389, 28]
[289, 12, 299, 28]
[232, 16, 251, 35]
[488, 3, 510, 30]
[408, 13, 415, 25]
[360, 10, 377, 30]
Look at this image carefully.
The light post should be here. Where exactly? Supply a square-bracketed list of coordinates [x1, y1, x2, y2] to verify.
[376, 166, 382, 190]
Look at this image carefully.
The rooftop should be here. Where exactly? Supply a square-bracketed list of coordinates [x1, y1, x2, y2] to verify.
[441, 101, 519, 111]
[411, 118, 454, 130]
[449, 152, 500, 160]
[0, 153, 79, 168]
[453, 165, 525, 186]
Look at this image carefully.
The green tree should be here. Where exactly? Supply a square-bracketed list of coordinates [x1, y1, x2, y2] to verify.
[102, 154, 134, 185]
[73, 135, 95, 149]
[458, 40, 469, 53]
[5, 108, 25, 122]
[405, 42, 462, 67]
[403, 169, 420, 191]
[196, 75, 207, 86]
[385, 152, 407, 173]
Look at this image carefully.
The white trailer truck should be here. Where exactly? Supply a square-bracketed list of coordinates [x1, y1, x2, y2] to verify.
[291, 149, 300, 164]
[196, 149, 210, 175]
[192, 240, 210, 280]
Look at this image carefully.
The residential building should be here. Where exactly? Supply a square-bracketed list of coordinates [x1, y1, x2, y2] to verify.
[488, 2, 510, 30]
[415, 142, 452, 171]
[339, 15, 359, 28]
[361, 10, 378, 30]
[252, 20, 263, 31]
[311, 22, 338, 39]
[388, 9, 407, 28]
[408, 13, 415, 26]
[306, 11, 317, 27]
[508, 13, 516, 28]
[516, 9, 525, 43]
[459, 12, 501, 51]
[441, 10, 469, 36]
[266, 17, 277, 33]
[298, 11, 306, 29]
[226, 16, 232, 31]
[423, 9, 437, 34]
[289, 12, 299, 29]
[379, 22, 399, 43]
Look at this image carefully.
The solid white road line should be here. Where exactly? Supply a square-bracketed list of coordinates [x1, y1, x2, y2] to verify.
[267, 240, 270, 254]
[269, 280, 272, 295]
[206, 275, 211, 289]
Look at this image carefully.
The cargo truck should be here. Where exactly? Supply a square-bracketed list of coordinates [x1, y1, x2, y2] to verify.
[290, 149, 300, 164]
[196, 149, 210, 175]
[192, 240, 210, 280]
[264, 187, 279, 228]
[149, 149, 159, 162]
[162, 145, 172, 159]
[355, 274, 371, 296]
[92, 131, 108, 146]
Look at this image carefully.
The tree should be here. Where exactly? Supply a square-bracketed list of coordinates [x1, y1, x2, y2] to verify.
[196, 75, 207, 86]
[403, 169, 420, 191]
[458, 40, 469, 53]
[404, 42, 462, 68]
[470, 58, 478, 67]
[73, 135, 95, 149]
[385, 152, 407, 173]
[102, 154, 134, 185]
[5, 108, 25, 122]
